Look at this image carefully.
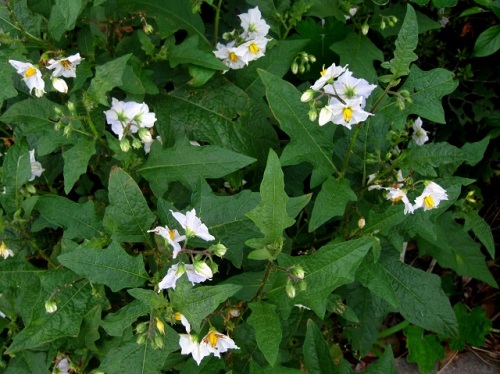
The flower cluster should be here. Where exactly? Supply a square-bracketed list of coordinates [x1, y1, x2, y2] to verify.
[104, 98, 157, 152]
[301, 63, 377, 128]
[149, 208, 228, 292]
[9, 53, 83, 96]
[179, 328, 239, 365]
[368, 171, 449, 214]
[214, 6, 271, 70]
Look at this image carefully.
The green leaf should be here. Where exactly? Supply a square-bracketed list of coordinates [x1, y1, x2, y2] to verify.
[220, 271, 269, 301]
[35, 195, 103, 240]
[169, 36, 227, 70]
[98, 325, 179, 374]
[248, 301, 282, 366]
[0, 59, 18, 107]
[0, 140, 31, 215]
[379, 253, 458, 337]
[364, 346, 397, 374]
[405, 325, 445, 374]
[246, 149, 295, 260]
[401, 142, 462, 177]
[472, 25, 500, 57]
[55, 0, 83, 30]
[259, 69, 337, 187]
[269, 237, 373, 318]
[459, 210, 495, 259]
[58, 241, 149, 292]
[229, 39, 310, 97]
[151, 76, 278, 165]
[124, 0, 208, 44]
[303, 319, 336, 374]
[417, 212, 497, 287]
[88, 54, 131, 106]
[169, 283, 242, 331]
[103, 167, 156, 243]
[0, 97, 56, 135]
[63, 138, 96, 194]
[309, 177, 357, 232]
[191, 180, 261, 268]
[380, 4, 418, 80]
[432, 0, 458, 6]
[330, 33, 384, 83]
[6, 269, 98, 354]
[450, 303, 492, 350]
[5, 350, 50, 374]
[101, 299, 150, 337]
[138, 137, 256, 196]
[378, 66, 458, 131]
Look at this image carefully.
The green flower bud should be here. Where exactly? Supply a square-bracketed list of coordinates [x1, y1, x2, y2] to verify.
[210, 243, 228, 257]
[136, 321, 149, 334]
[286, 280, 296, 299]
[301, 89, 315, 103]
[291, 265, 305, 280]
[120, 138, 130, 152]
[358, 217, 366, 229]
[309, 54, 316, 63]
[132, 137, 142, 149]
[308, 108, 318, 122]
[136, 333, 147, 345]
[45, 299, 57, 313]
[361, 23, 369, 35]
[291, 62, 299, 74]
[138, 128, 152, 143]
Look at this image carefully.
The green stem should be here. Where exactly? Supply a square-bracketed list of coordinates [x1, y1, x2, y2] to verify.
[85, 109, 100, 139]
[251, 263, 272, 301]
[377, 320, 410, 339]
[340, 123, 362, 177]
[213, 0, 223, 47]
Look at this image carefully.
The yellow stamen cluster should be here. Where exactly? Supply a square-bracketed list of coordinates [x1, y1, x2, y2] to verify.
[229, 52, 238, 62]
[25, 67, 37, 78]
[424, 196, 435, 209]
[61, 59, 71, 69]
[343, 107, 353, 122]
[249, 43, 259, 55]
[204, 331, 220, 347]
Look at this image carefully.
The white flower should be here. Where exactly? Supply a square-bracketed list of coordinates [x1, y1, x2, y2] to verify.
[47, 53, 84, 78]
[327, 97, 373, 128]
[240, 36, 269, 63]
[0, 310, 6, 318]
[51, 77, 68, 93]
[170, 208, 215, 241]
[148, 226, 186, 258]
[311, 63, 347, 91]
[104, 98, 157, 140]
[412, 117, 429, 146]
[157, 262, 213, 291]
[326, 70, 377, 107]
[179, 334, 209, 365]
[200, 329, 239, 358]
[52, 357, 70, 374]
[192, 261, 213, 280]
[413, 182, 448, 211]
[0, 241, 14, 259]
[175, 312, 191, 333]
[385, 187, 414, 214]
[239, 6, 270, 39]
[9, 60, 45, 97]
[213, 41, 248, 70]
[344, 7, 358, 20]
[29, 149, 44, 181]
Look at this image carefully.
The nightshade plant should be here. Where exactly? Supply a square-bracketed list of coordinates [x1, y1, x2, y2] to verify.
[0, 0, 497, 373]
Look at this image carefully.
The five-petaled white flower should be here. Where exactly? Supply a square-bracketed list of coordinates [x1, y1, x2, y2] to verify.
[385, 187, 414, 215]
[311, 63, 347, 91]
[158, 262, 213, 291]
[148, 225, 186, 258]
[213, 41, 248, 70]
[9, 60, 45, 97]
[200, 329, 239, 358]
[46, 53, 84, 78]
[326, 70, 377, 107]
[413, 181, 448, 211]
[238, 6, 270, 39]
[0, 241, 14, 259]
[179, 334, 208, 365]
[29, 149, 44, 181]
[170, 208, 215, 241]
[412, 117, 429, 146]
[104, 98, 157, 140]
[322, 97, 372, 128]
[52, 357, 70, 374]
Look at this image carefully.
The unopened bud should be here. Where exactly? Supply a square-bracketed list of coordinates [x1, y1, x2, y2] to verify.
[152, 333, 164, 349]
[301, 89, 315, 103]
[210, 243, 228, 257]
[155, 318, 165, 335]
[309, 54, 316, 63]
[120, 138, 130, 152]
[291, 265, 305, 280]
[143, 24, 154, 34]
[297, 280, 307, 291]
[136, 333, 147, 345]
[390, 16, 398, 24]
[132, 137, 142, 149]
[299, 64, 305, 74]
[136, 322, 148, 334]
[45, 299, 57, 313]
[26, 184, 36, 194]
[358, 217, 366, 229]
[52, 77, 68, 93]
[228, 308, 240, 318]
[286, 281, 296, 299]
[193, 261, 213, 279]
[138, 128, 153, 143]
[361, 23, 369, 35]
[380, 20, 386, 30]
[291, 62, 299, 74]
[67, 101, 76, 113]
[63, 125, 72, 137]
[308, 108, 318, 122]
